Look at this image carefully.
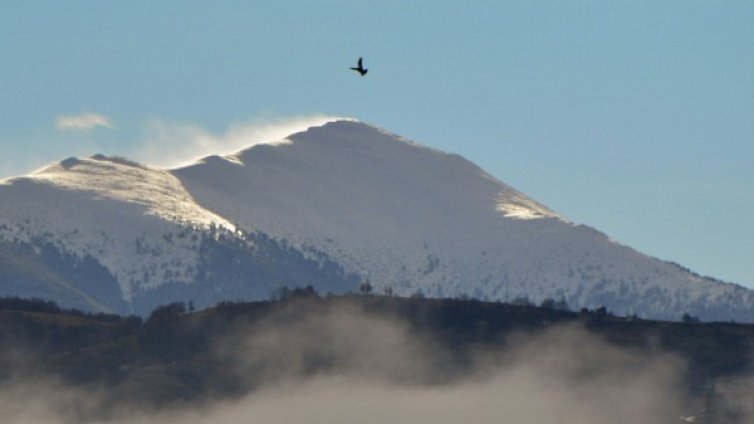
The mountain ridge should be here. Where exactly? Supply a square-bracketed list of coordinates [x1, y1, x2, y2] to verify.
[0, 119, 752, 320]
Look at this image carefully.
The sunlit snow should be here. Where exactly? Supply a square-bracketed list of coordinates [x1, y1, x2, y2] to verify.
[0, 119, 749, 320]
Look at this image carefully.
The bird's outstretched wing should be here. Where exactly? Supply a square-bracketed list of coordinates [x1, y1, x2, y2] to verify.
[350, 57, 367, 75]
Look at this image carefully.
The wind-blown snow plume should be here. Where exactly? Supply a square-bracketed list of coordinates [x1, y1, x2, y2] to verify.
[131, 115, 352, 169]
[55, 113, 114, 131]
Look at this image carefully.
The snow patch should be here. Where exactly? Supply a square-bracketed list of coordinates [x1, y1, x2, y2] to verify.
[497, 203, 548, 220]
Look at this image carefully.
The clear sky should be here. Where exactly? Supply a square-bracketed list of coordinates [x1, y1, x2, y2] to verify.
[1, 1, 752, 287]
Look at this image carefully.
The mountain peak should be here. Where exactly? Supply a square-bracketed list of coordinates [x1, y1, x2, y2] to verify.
[28, 154, 151, 178]
[5, 152, 232, 230]
[181, 117, 559, 224]
[2, 119, 751, 321]
[286, 119, 434, 151]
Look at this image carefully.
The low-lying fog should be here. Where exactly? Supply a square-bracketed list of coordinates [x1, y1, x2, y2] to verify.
[0, 303, 745, 423]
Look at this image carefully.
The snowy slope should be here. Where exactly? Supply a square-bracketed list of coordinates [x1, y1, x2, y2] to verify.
[175, 120, 754, 321]
[0, 156, 232, 306]
[0, 120, 752, 320]
[0, 153, 358, 314]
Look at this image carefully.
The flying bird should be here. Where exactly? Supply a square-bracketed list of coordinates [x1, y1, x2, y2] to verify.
[350, 57, 368, 76]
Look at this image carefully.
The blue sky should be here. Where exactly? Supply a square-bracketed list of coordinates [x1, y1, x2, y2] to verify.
[1, 1, 752, 286]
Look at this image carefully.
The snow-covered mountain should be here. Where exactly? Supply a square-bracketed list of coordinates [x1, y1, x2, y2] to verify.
[0, 153, 356, 314]
[1, 119, 752, 320]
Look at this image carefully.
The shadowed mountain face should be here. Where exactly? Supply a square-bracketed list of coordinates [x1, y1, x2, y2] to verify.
[0, 120, 752, 320]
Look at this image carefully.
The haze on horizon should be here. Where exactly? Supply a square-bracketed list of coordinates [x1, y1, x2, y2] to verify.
[0, 1, 752, 287]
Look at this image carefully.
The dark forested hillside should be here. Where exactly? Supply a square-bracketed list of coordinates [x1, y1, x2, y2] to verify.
[0, 295, 753, 422]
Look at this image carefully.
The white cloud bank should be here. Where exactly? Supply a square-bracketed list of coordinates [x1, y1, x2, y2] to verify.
[55, 113, 114, 131]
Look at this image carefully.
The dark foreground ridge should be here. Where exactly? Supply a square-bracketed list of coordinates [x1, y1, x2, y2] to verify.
[1, 294, 753, 422]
